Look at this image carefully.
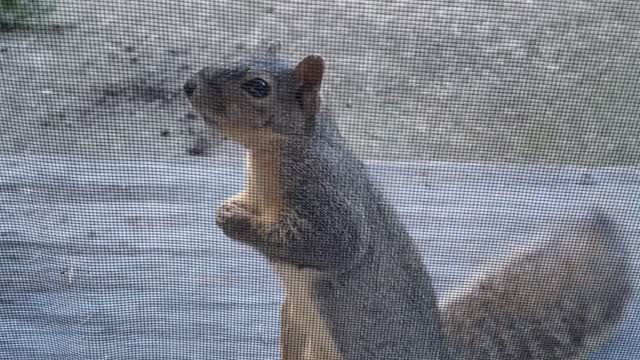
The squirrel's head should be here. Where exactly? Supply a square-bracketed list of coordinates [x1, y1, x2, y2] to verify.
[184, 55, 325, 150]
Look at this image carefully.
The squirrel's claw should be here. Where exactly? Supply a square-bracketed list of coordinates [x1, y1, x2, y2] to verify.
[216, 200, 257, 241]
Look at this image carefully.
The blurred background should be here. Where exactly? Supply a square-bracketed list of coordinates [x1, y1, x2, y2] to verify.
[1, 0, 639, 165]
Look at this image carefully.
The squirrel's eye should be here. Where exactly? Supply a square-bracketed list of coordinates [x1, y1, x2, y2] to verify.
[241, 78, 270, 98]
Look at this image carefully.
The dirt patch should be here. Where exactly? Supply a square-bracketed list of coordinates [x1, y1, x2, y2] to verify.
[0, 0, 639, 165]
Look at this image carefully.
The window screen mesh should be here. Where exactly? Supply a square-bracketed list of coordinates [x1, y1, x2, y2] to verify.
[0, 1, 638, 359]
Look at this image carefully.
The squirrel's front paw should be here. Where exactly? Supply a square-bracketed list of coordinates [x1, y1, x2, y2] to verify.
[216, 200, 257, 241]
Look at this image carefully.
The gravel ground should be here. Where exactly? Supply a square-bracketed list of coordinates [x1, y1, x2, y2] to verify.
[0, 157, 638, 359]
[1, 0, 639, 164]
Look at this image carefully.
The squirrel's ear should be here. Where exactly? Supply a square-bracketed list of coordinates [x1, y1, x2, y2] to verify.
[294, 56, 324, 120]
[295, 55, 325, 87]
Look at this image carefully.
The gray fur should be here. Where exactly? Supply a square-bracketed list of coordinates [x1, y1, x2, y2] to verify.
[185, 54, 631, 360]
[442, 210, 631, 360]
[277, 112, 445, 359]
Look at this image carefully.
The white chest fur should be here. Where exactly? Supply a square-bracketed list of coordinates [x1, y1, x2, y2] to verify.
[271, 263, 342, 360]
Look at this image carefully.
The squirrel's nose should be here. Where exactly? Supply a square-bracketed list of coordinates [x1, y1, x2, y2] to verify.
[183, 78, 197, 98]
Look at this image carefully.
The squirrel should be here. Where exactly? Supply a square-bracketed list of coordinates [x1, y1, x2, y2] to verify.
[183, 51, 632, 360]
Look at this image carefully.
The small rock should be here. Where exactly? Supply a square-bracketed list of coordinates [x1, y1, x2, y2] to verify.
[188, 135, 212, 156]
[187, 146, 205, 156]
[183, 112, 197, 120]
[102, 87, 121, 97]
[167, 48, 188, 56]
[49, 24, 68, 33]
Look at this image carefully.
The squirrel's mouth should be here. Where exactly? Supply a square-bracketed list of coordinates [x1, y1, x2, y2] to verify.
[190, 98, 226, 116]
[188, 100, 226, 128]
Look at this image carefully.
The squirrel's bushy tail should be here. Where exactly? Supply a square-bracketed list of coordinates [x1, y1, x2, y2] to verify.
[441, 210, 632, 360]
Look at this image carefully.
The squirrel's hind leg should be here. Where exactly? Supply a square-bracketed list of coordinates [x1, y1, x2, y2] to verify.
[280, 300, 306, 360]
